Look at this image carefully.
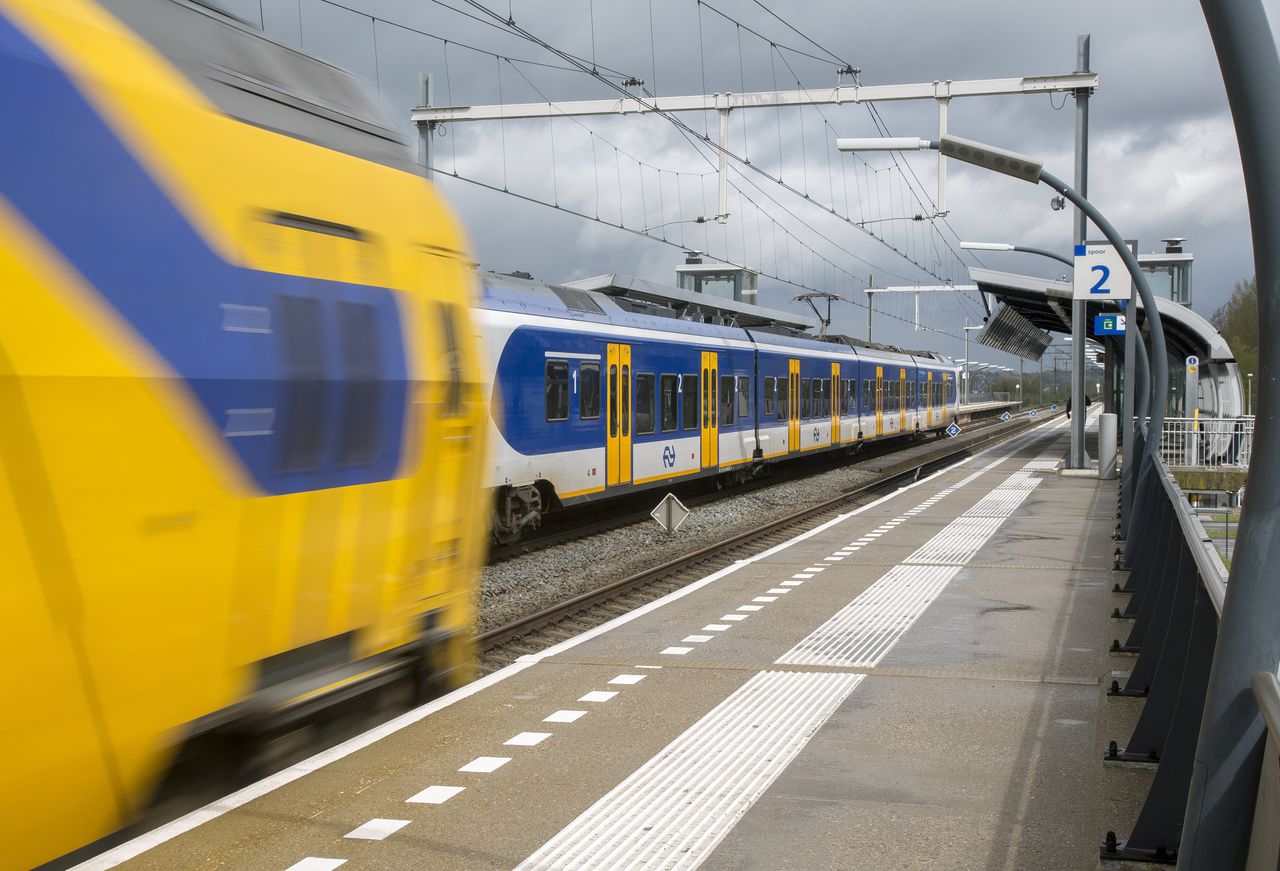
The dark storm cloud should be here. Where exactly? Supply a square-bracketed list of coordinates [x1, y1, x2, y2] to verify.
[209, 0, 1253, 359]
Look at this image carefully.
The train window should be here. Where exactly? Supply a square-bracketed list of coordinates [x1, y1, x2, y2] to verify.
[719, 374, 735, 425]
[710, 368, 718, 428]
[777, 376, 789, 420]
[682, 375, 698, 430]
[764, 377, 775, 416]
[702, 368, 709, 428]
[737, 376, 750, 418]
[580, 363, 601, 419]
[337, 301, 381, 466]
[635, 373, 655, 435]
[822, 379, 831, 417]
[621, 365, 630, 436]
[609, 364, 618, 436]
[277, 294, 327, 472]
[438, 303, 464, 415]
[660, 374, 678, 432]
[546, 361, 570, 421]
[801, 379, 811, 418]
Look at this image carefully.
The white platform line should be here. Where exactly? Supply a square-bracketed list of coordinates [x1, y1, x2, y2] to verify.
[74, 417, 1065, 870]
[344, 818, 410, 841]
[514, 670, 862, 871]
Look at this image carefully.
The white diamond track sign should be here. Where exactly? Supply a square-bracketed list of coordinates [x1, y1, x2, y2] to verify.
[651, 492, 691, 534]
[946, 421, 962, 439]
[1001, 411, 1012, 422]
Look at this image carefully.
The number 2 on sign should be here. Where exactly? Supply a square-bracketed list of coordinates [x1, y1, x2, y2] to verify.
[1090, 264, 1111, 295]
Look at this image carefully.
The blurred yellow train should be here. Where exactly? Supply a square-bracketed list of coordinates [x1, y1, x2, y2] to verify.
[0, 1, 488, 866]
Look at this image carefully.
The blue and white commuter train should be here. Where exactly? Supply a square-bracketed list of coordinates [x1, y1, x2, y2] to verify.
[477, 274, 959, 542]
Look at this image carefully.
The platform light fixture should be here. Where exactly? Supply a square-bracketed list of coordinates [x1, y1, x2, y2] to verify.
[835, 131, 1170, 475]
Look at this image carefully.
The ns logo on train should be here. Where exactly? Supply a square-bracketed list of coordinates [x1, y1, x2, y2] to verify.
[662, 445, 677, 468]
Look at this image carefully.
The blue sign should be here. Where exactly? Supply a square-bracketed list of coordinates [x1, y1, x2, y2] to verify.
[1029, 409, 1038, 417]
[1001, 411, 1012, 422]
[1051, 403, 1059, 412]
[946, 421, 962, 438]
[1094, 313, 1126, 336]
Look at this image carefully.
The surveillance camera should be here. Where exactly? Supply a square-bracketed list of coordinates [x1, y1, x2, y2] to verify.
[1049, 196, 1066, 211]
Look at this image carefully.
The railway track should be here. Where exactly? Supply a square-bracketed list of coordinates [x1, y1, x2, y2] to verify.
[486, 412, 1030, 565]
[478, 410, 1058, 673]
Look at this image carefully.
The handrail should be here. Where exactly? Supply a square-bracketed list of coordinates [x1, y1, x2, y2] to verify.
[1153, 455, 1230, 616]
[1253, 672, 1280, 746]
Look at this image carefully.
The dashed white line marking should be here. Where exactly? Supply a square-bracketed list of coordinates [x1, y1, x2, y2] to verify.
[781, 581, 804, 587]
[406, 785, 464, 805]
[505, 732, 553, 747]
[792, 573, 815, 579]
[805, 566, 827, 572]
[702, 624, 731, 631]
[579, 691, 619, 702]
[721, 614, 748, 621]
[515, 670, 863, 871]
[459, 756, 511, 773]
[823, 556, 844, 562]
[345, 819, 410, 841]
[752, 596, 777, 603]
[661, 646, 693, 655]
[737, 605, 764, 612]
[609, 675, 646, 684]
[682, 635, 713, 643]
[544, 710, 588, 723]
[766, 588, 790, 594]
[286, 859, 346, 871]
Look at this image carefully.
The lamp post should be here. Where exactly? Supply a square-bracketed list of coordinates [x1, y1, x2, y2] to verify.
[1247, 372, 1254, 415]
[837, 133, 1169, 468]
[962, 321, 983, 406]
[960, 240, 1073, 268]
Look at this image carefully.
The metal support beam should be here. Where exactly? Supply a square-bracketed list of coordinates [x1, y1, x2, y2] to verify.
[410, 73, 1100, 124]
[1180, 0, 1280, 865]
[1070, 35, 1091, 469]
[937, 96, 950, 214]
[418, 73, 433, 178]
[717, 105, 729, 222]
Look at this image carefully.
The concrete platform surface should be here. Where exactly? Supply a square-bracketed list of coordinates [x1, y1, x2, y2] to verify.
[83, 411, 1145, 871]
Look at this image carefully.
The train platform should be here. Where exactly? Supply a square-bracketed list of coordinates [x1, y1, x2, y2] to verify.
[84, 410, 1141, 871]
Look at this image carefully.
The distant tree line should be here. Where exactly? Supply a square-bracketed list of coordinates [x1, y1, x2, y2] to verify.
[1212, 277, 1259, 381]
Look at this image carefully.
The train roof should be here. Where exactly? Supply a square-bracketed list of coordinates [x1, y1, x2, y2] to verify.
[102, 0, 415, 172]
[480, 272, 958, 368]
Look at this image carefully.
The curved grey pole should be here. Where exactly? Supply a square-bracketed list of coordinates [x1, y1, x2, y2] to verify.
[1010, 245, 1074, 268]
[1037, 168, 1168, 455]
[1179, 0, 1280, 866]
[1135, 324, 1151, 426]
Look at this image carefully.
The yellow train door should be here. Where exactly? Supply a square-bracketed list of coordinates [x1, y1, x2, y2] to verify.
[701, 350, 719, 468]
[788, 358, 800, 451]
[899, 368, 908, 430]
[830, 362, 841, 445]
[607, 343, 632, 486]
[875, 366, 884, 436]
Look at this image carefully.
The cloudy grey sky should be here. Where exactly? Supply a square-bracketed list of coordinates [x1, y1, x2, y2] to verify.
[211, 0, 1259, 364]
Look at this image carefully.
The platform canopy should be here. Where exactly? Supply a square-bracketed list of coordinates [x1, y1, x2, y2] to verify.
[968, 267, 1234, 363]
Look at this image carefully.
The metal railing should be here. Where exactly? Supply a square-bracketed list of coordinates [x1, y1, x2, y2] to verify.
[1104, 453, 1228, 863]
[1104, 452, 1277, 866]
[1158, 416, 1254, 469]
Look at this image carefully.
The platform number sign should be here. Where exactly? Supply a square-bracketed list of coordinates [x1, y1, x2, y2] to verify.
[1029, 409, 1038, 417]
[1074, 243, 1132, 301]
[1001, 411, 1012, 422]
[1051, 403, 1059, 412]
[946, 421, 961, 438]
